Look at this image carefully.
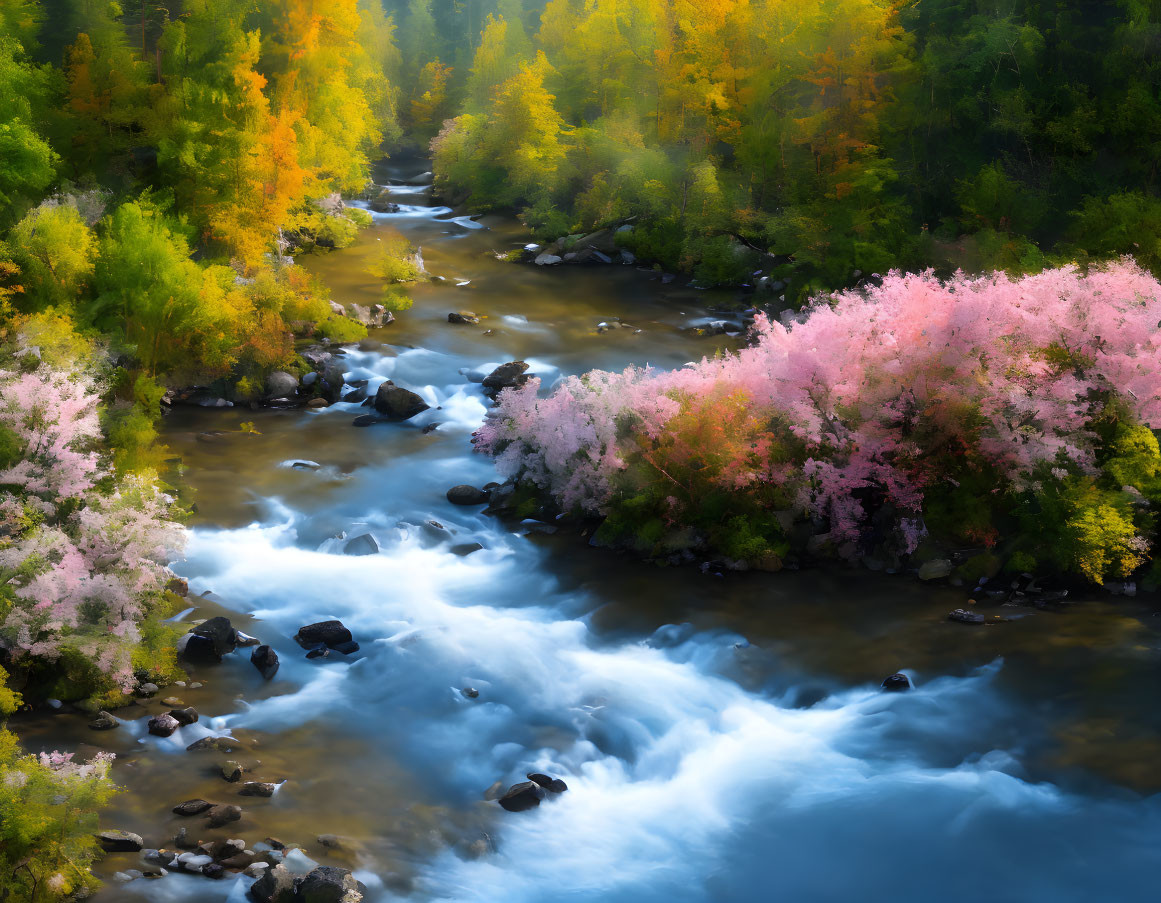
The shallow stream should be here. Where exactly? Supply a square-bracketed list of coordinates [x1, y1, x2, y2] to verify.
[18, 156, 1161, 903]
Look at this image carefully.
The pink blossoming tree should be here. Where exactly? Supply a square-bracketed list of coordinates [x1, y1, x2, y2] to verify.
[476, 261, 1161, 582]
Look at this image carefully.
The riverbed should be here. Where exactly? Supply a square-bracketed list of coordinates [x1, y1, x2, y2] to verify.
[18, 157, 1161, 902]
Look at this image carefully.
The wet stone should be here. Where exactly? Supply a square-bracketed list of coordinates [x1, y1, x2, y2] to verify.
[949, 608, 987, 625]
[89, 710, 118, 731]
[252, 645, 280, 680]
[173, 798, 214, 816]
[148, 713, 181, 737]
[240, 782, 277, 797]
[98, 829, 144, 852]
[187, 735, 243, 753]
[447, 484, 489, 505]
[206, 804, 243, 828]
[461, 687, 479, 699]
[881, 673, 911, 692]
[169, 706, 199, 726]
[498, 780, 545, 812]
[221, 760, 244, 782]
[527, 772, 568, 793]
[295, 620, 353, 649]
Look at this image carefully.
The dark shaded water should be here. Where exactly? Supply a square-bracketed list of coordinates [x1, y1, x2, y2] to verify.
[18, 157, 1161, 902]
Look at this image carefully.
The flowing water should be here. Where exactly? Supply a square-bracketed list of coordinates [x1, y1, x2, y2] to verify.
[18, 157, 1161, 902]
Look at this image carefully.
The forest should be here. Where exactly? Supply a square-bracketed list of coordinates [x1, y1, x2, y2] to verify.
[0, 1, 1159, 901]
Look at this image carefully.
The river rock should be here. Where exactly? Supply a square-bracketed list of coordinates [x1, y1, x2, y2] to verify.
[461, 687, 479, 699]
[252, 645, 280, 680]
[222, 760, 244, 782]
[191, 616, 239, 659]
[344, 533, 379, 556]
[447, 311, 480, 325]
[187, 735, 244, 753]
[148, 713, 181, 737]
[918, 559, 953, 581]
[497, 781, 545, 812]
[527, 772, 568, 793]
[210, 838, 246, 860]
[251, 863, 298, 903]
[373, 381, 430, 420]
[240, 782, 277, 797]
[176, 852, 214, 872]
[173, 798, 214, 816]
[948, 608, 986, 625]
[220, 851, 255, 869]
[98, 829, 144, 852]
[446, 485, 489, 505]
[89, 710, 118, 731]
[881, 673, 911, 692]
[235, 631, 261, 647]
[136, 682, 159, 698]
[266, 371, 298, 399]
[534, 252, 562, 266]
[321, 362, 346, 402]
[450, 542, 484, 556]
[169, 706, 199, 726]
[368, 189, 400, 213]
[481, 361, 530, 395]
[295, 620, 354, 649]
[206, 804, 243, 828]
[203, 863, 226, 879]
[298, 866, 364, 903]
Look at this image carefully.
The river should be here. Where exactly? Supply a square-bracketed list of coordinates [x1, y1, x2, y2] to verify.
[17, 156, 1161, 902]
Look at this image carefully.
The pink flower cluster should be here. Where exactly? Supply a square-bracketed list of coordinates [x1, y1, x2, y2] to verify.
[0, 360, 184, 690]
[476, 261, 1161, 550]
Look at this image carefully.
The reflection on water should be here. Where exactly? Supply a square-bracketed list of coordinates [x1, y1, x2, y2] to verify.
[17, 155, 1161, 903]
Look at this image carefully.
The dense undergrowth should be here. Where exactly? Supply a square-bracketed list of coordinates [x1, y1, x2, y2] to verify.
[477, 261, 1161, 588]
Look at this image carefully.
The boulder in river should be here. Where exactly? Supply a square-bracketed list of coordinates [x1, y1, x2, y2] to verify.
[447, 311, 480, 325]
[881, 673, 911, 692]
[221, 760, 244, 782]
[534, 253, 562, 266]
[497, 780, 545, 812]
[450, 542, 484, 557]
[89, 710, 118, 731]
[295, 620, 354, 649]
[169, 706, 199, 726]
[148, 713, 181, 737]
[948, 608, 986, 625]
[187, 735, 244, 753]
[173, 798, 214, 816]
[527, 772, 569, 793]
[344, 533, 379, 556]
[206, 804, 243, 828]
[251, 645, 280, 680]
[240, 782, 277, 797]
[190, 616, 239, 659]
[250, 863, 296, 903]
[266, 371, 298, 399]
[298, 866, 364, 903]
[372, 381, 430, 420]
[918, 559, 953, 581]
[446, 485, 489, 506]
[98, 829, 144, 852]
[481, 360, 531, 395]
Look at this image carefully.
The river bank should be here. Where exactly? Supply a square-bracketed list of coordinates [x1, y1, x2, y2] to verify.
[13, 156, 1161, 903]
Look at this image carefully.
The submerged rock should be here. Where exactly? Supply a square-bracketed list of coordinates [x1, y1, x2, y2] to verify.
[447, 311, 480, 325]
[881, 673, 911, 692]
[948, 608, 986, 625]
[372, 381, 430, 420]
[187, 735, 244, 753]
[252, 645, 280, 681]
[497, 781, 545, 812]
[221, 760, 244, 782]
